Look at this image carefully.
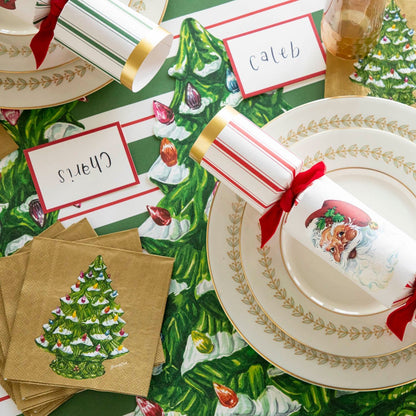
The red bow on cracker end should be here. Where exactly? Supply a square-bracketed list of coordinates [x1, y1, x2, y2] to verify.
[259, 161, 326, 248]
[386, 284, 416, 341]
[30, 0, 68, 68]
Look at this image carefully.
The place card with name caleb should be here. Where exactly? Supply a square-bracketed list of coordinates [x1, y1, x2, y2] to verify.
[24, 122, 139, 213]
[223, 14, 326, 98]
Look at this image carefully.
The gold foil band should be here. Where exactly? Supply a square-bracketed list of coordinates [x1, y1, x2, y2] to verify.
[190, 106, 239, 164]
[120, 26, 171, 91]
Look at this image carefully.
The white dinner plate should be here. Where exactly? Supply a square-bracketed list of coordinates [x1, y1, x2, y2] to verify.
[207, 96, 416, 390]
[240, 127, 416, 358]
[0, 0, 168, 109]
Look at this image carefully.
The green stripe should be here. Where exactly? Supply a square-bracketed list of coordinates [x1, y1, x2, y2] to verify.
[73, 55, 176, 119]
[58, 17, 126, 66]
[71, 0, 142, 45]
[128, 136, 162, 174]
[162, 0, 235, 21]
[95, 211, 149, 235]
[108, 0, 153, 30]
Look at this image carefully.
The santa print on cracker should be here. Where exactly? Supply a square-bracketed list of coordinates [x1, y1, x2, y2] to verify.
[190, 106, 416, 341]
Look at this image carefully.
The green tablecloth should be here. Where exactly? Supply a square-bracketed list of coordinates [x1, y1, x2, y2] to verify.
[1, 0, 416, 415]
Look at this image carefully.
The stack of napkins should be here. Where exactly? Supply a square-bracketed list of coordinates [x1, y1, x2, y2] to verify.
[0, 219, 173, 416]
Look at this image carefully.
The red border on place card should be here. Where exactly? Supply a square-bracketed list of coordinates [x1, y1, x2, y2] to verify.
[24, 122, 140, 213]
[223, 13, 326, 98]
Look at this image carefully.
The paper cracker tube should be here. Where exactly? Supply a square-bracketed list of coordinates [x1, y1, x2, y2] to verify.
[30, 0, 173, 92]
[190, 106, 416, 341]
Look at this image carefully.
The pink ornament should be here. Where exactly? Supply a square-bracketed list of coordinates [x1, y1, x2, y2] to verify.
[1, 109, 21, 125]
[185, 82, 202, 109]
[153, 101, 174, 125]
[81, 295, 87, 303]
[29, 199, 45, 228]
[120, 329, 125, 336]
[136, 396, 164, 416]
[405, 77, 409, 82]
[96, 344, 101, 352]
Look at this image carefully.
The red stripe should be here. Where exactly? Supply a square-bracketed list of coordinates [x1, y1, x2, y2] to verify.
[172, 0, 300, 39]
[229, 121, 296, 176]
[214, 139, 284, 192]
[204, 158, 268, 210]
[59, 187, 160, 222]
[0, 395, 10, 402]
[121, 114, 155, 128]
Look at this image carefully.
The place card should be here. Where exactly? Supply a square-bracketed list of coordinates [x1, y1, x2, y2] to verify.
[223, 14, 326, 98]
[24, 122, 139, 213]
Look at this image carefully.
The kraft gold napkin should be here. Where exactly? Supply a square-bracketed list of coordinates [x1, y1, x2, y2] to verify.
[0, 125, 18, 159]
[4, 238, 174, 396]
[1, 220, 163, 409]
[324, 0, 415, 102]
[0, 220, 95, 409]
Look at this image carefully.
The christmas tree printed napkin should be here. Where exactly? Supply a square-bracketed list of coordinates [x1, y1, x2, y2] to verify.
[4, 238, 174, 396]
[325, 0, 416, 107]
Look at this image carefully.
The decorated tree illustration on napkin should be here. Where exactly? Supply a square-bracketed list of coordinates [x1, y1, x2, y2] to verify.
[35, 255, 129, 379]
[350, 0, 416, 105]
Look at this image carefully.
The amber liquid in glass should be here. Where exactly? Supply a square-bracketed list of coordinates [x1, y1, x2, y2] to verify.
[321, 6, 383, 60]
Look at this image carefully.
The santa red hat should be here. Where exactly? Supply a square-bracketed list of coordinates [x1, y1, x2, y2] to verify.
[305, 200, 371, 228]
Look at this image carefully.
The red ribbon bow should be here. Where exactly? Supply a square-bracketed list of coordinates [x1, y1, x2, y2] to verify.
[30, 0, 68, 69]
[259, 161, 326, 248]
[386, 288, 416, 341]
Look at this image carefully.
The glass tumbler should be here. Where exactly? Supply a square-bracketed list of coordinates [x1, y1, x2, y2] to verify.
[321, 0, 386, 60]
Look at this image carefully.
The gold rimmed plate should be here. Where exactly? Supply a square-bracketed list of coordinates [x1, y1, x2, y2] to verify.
[240, 127, 416, 358]
[0, 0, 169, 109]
[207, 96, 416, 390]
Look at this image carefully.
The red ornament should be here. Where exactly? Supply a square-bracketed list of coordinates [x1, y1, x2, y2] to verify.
[82, 333, 87, 341]
[1, 109, 21, 125]
[66, 294, 71, 301]
[369, 75, 374, 80]
[135, 396, 164, 416]
[185, 82, 202, 109]
[81, 295, 87, 303]
[57, 340, 62, 347]
[76, 281, 81, 288]
[153, 101, 174, 125]
[353, 72, 358, 77]
[0, 0, 16, 10]
[120, 329, 125, 336]
[213, 382, 238, 408]
[390, 68, 394, 74]
[160, 138, 177, 167]
[146, 205, 172, 226]
[40, 335, 45, 343]
[104, 306, 110, 313]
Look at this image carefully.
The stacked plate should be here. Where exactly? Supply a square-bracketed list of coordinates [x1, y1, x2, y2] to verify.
[0, 0, 168, 109]
[208, 96, 416, 391]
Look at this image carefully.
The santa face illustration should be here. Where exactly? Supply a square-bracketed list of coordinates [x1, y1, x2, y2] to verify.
[305, 200, 372, 266]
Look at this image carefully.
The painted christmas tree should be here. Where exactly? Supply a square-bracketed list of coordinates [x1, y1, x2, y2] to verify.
[35, 255, 128, 379]
[139, 17, 294, 416]
[0, 104, 82, 256]
[350, 0, 416, 105]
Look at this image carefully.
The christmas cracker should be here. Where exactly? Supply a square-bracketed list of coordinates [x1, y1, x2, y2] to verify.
[190, 106, 416, 340]
[31, 0, 172, 92]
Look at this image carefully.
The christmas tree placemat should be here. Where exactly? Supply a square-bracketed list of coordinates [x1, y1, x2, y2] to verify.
[0, 125, 18, 160]
[4, 238, 174, 396]
[324, 0, 416, 107]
